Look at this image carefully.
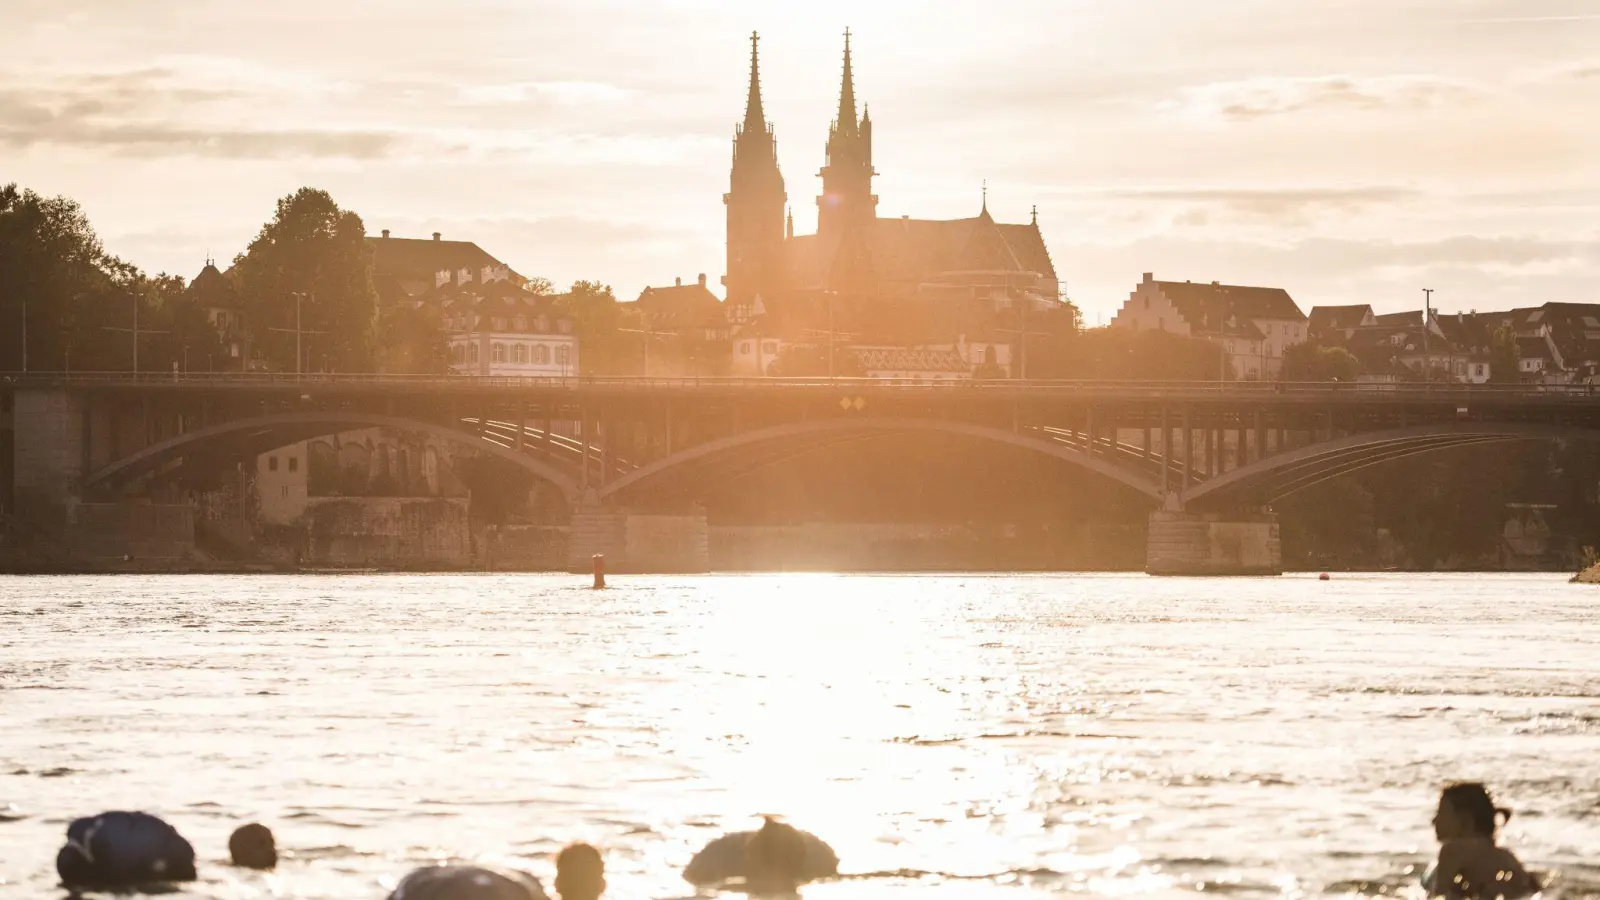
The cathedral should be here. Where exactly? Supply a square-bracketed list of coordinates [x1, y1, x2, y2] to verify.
[722, 31, 1061, 377]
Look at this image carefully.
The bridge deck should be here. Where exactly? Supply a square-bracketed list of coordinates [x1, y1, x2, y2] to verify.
[6, 372, 1600, 409]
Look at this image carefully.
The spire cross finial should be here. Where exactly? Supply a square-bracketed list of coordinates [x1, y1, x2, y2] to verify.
[1031, 204, 1038, 225]
[982, 179, 988, 213]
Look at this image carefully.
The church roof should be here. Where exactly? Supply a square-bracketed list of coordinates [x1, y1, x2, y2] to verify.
[779, 215, 1056, 294]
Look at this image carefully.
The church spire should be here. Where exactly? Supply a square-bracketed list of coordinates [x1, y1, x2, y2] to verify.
[742, 31, 766, 134]
[818, 28, 876, 236]
[836, 28, 857, 135]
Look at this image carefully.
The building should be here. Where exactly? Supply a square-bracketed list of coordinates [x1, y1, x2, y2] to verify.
[418, 279, 577, 377]
[1307, 304, 1375, 343]
[187, 260, 247, 370]
[1109, 273, 1308, 379]
[719, 32, 1063, 373]
[624, 274, 732, 376]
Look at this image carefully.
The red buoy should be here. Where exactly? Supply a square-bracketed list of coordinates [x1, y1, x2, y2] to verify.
[1319, 572, 1331, 581]
[592, 554, 607, 589]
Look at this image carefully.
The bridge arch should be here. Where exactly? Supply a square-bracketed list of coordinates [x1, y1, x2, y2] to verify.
[595, 417, 1166, 504]
[82, 411, 582, 500]
[1182, 422, 1600, 510]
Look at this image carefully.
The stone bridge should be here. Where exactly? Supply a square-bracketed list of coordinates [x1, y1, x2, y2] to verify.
[6, 373, 1599, 573]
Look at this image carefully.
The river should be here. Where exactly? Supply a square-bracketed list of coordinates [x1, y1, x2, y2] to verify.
[2, 573, 1598, 898]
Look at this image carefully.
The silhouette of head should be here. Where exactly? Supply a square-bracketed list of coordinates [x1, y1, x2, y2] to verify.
[744, 817, 807, 893]
[1435, 783, 1510, 841]
[554, 842, 605, 900]
[229, 823, 277, 870]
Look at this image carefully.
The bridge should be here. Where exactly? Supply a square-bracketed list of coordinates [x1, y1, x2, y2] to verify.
[6, 373, 1599, 573]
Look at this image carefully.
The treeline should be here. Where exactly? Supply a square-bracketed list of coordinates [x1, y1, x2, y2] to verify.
[0, 183, 626, 376]
[0, 184, 227, 373]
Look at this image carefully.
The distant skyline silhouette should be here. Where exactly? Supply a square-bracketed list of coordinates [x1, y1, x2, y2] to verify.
[4, 0, 1597, 320]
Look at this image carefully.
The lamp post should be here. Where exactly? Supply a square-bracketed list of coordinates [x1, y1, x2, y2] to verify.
[1422, 288, 1433, 381]
[269, 292, 327, 375]
[102, 289, 167, 377]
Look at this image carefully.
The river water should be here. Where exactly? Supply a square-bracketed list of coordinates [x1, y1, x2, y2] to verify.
[2, 573, 1599, 898]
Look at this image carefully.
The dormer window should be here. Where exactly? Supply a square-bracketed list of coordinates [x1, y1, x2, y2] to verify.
[492, 317, 506, 331]
[513, 317, 527, 331]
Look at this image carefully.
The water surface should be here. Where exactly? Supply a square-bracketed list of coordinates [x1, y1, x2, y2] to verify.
[3, 573, 1599, 898]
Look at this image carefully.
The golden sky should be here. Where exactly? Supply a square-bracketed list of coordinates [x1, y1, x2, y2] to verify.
[4, 0, 1598, 321]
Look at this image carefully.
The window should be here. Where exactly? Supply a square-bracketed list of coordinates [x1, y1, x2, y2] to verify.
[762, 341, 778, 355]
[740, 342, 752, 355]
[513, 317, 527, 331]
[557, 319, 572, 334]
[557, 346, 570, 366]
[492, 343, 505, 363]
[451, 344, 464, 363]
[513, 344, 528, 363]
[534, 344, 550, 364]
[492, 317, 507, 331]
[268, 456, 278, 472]
[281, 486, 289, 499]
[536, 316, 550, 332]
[288, 456, 298, 473]
[468, 343, 479, 363]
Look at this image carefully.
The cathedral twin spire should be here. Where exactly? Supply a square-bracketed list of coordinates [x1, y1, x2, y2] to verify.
[725, 29, 877, 303]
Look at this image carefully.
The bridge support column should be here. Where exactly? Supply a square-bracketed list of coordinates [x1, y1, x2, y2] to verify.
[567, 501, 710, 574]
[12, 387, 86, 527]
[1146, 510, 1282, 577]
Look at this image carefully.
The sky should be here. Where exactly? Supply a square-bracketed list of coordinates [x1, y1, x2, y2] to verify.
[4, 0, 1598, 323]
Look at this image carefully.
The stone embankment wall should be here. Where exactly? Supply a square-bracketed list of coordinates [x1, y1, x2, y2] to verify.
[295, 497, 472, 568]
[70, 502, 195, 560]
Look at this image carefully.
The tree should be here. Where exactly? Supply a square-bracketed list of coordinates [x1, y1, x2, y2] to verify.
[1489, 325, 1521, 384]
[768, 343, 866, 377]
[379, 304, 449, 374]
[233, 188, 378, 373]
[1282, 343, 1360, 382]
[557, 280, 623, 375]
[1033, 327, 1225, 380]
[522, 276, 556, 296]
[0, 183, 124, 371]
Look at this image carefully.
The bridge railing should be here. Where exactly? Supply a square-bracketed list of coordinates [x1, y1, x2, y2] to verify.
[2, 371, 1597, 398]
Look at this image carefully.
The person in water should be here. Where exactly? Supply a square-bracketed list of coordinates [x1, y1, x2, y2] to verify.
[554, 842, 606, 900]
[683, 817, 838, 892]
[388, 842, 604, 900]
[55, 810, 198, 888]
[229, 822, 278, 870]
[1425, 783, 1538, 899]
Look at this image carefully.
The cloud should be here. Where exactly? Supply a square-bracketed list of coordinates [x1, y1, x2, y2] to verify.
[1168, 75, 1484, 122]
[1106, 186, 1419, 222]
[457, 81, 635, 107]
[0, 66, 399, 159]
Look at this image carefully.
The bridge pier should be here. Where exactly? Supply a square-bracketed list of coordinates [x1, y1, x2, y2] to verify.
[12, 387, 86, 526]
[1146, 509, 1282, 576]
[567, 499, 709, 574]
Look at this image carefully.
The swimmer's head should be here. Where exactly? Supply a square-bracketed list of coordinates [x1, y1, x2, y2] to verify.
[228, 823, 277, 870]
[555, 843, 606, 900]
[1435, 783, 1510, 841]
[745, 817, 807, 893]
